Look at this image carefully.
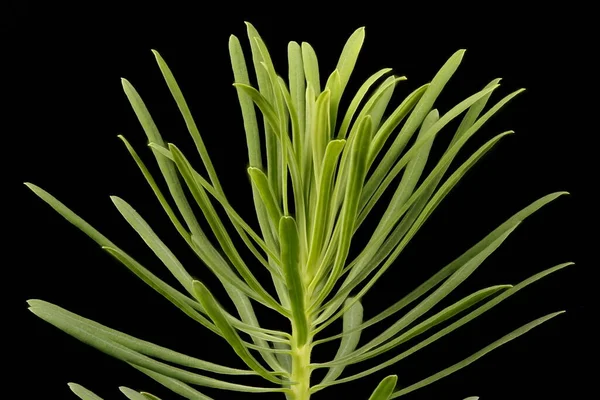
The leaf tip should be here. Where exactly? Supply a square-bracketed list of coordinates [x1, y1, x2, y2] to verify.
[67, 383, 85, 393]
[109, 195, 123, 206]
[26, 299, 43, 308]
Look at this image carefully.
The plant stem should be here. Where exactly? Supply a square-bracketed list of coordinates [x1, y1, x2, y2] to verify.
[288, 298, 313, 400]
[290, 337, 313, 400]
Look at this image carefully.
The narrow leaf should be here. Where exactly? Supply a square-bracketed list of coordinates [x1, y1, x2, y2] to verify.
[170, 144, 287, 314]
[132, 365, 214, 400]
[367, 84, 429, 167]
[306, 139, 346, 280]
[335, 27, 366, 93]
[245, 22, 280, 200]
[321, 297, 363, 384]
[111, 196, 195, 296]
[311, 115, 371, 307]
[152, 50, 222, 192]
[364, 50, 466, 206]
[452, 78, 503, 146]
[314, 131, 513, 326]
[192, 280, 283, 384]
[233, 83, 280, 136]
[29, 300, 254, 375]
[390, 311, 565, 397]
[311, 263, 574, 388]
[117, 135, 191, 244]
[248, 167, 282, 228]
[68, 383, 104, 400]
[312, 89, 332, 178]
[229, 35, 262, 167]
[313, 192, 568, 337]
[279, 216, 308, 346]
[368, 375, 398, 400]
[121, 79, 203, 239]
[140, 394, 162, 400]
[119, 387, 147, 400]
[29, 305, 284, 393]
[336, 68, 394, 140]
[288, 41, 306, 140]
[302, 42, 320, 94]
[320, 225, 518, 366]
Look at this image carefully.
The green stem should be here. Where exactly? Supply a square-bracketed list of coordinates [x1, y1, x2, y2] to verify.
[290, 337, 312, 400]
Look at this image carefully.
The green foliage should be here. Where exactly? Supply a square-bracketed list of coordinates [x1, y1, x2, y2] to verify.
[26, 22, 572, 399]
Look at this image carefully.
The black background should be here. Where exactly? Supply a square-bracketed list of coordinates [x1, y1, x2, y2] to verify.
[7, 1, 592, 399]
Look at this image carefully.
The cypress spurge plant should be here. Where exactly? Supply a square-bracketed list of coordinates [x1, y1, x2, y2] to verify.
[26, 22, 572, 400]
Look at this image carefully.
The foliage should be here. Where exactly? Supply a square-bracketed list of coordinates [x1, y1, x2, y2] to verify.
[26, 22, 572, 399]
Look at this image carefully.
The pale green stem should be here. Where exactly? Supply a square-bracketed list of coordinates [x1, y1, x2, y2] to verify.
[289, 334, 313, 400]
[288, 289, 313, 400]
